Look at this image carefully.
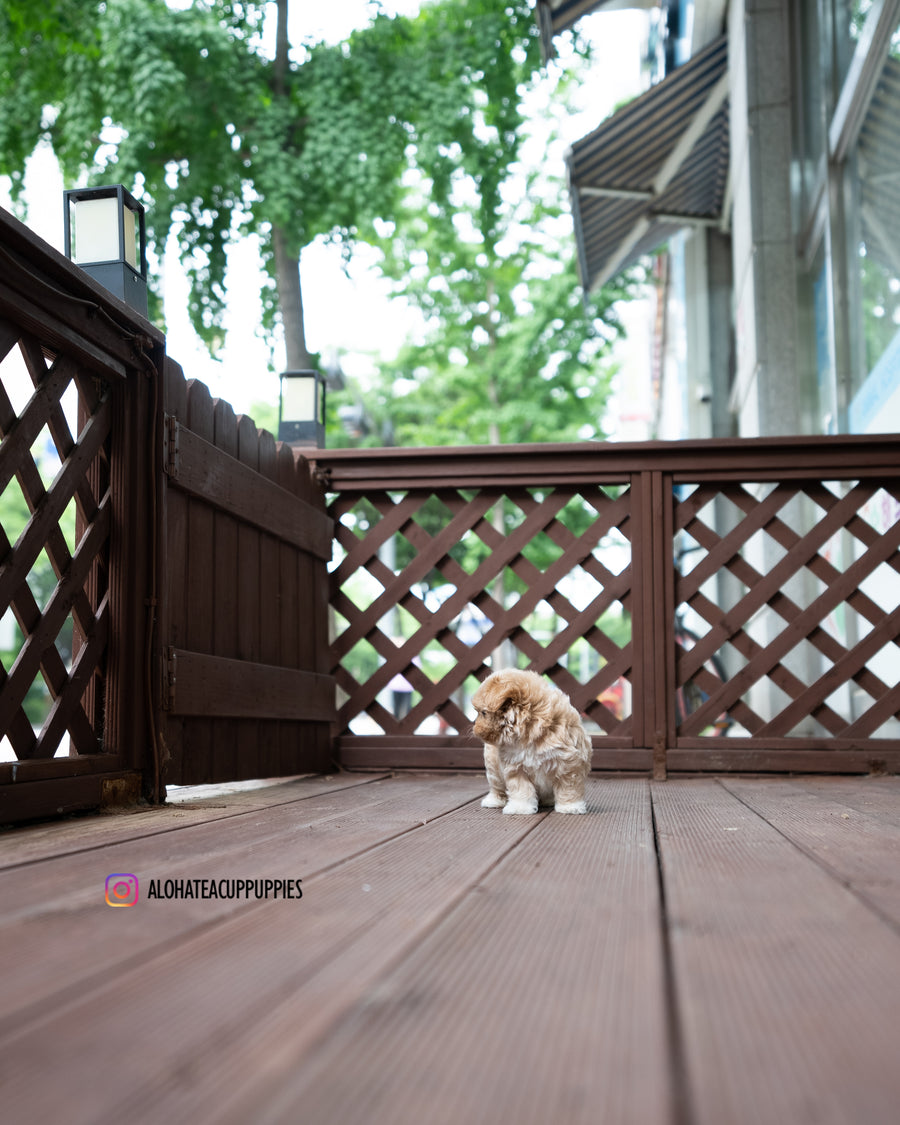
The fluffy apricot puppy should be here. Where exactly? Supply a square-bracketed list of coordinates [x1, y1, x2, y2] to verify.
[472, 669, 591, 814]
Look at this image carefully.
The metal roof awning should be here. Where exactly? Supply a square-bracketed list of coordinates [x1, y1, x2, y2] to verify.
[535, 0, 656, 59]
[567, 34, 730, 291]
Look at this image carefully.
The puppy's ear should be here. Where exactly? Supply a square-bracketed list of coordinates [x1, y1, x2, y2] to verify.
[500, 686, 529, 720]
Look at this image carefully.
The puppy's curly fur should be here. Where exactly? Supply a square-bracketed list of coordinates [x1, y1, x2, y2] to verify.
[472, 669, 591, 814]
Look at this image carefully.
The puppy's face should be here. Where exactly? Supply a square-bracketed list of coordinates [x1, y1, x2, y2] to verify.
[472, 701, 508, 744]
[471, 674, 523, 744]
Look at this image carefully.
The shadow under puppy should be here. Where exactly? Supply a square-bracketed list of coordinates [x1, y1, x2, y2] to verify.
[472, 669, 591, 814]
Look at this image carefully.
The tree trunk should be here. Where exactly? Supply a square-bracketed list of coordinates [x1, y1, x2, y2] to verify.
[274, 0, 289, 90]
[274, 227, 313, 370]
[272, 0, 312, 372]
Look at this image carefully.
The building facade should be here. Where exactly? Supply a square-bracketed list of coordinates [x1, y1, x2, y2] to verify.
[538, 0, 900, 439]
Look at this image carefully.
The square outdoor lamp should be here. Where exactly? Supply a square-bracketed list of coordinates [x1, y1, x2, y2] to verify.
[279, 368, 326, 448]
[63, 185, 148, 316]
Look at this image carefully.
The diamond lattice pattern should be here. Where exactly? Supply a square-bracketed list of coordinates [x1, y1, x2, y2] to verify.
[0, 321, 112, 760]
[329, 484, 634, 736]
[673, 480, 900, 739]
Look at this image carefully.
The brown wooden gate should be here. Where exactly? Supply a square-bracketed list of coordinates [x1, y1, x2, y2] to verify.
[155, 359, 335, 786]
[312, 440, 900, 776]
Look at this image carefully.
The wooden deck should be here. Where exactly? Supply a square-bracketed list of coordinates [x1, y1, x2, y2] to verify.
[3, 771, 900, 1124]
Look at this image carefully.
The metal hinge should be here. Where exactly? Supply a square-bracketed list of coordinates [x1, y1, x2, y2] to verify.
[163, 414, 180, 478]
[162, 646, 177, 711]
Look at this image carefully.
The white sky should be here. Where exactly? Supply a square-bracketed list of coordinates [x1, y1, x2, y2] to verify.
[0, 5, 647, 418]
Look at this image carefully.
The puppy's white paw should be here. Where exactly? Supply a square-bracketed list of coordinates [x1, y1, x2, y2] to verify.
[502, 799, 539, 815]
[481, 793, 506, 809]
[555, 800, 587, 814]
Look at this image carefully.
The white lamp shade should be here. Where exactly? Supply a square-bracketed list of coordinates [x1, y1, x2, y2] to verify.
[281, 374, 318, 422]
[72, 196, 139, 268]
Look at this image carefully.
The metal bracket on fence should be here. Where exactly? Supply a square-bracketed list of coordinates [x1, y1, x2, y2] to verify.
[163, 414, 180, 478]
[312, 463, 332, 489]
[162, 646, 177, 711]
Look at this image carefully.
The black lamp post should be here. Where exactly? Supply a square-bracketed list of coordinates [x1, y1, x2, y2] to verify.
[63, 185, 148, 316]
[279, 368, 326, 448]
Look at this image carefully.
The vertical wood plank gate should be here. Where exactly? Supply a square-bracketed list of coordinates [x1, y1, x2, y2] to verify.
[154, 358, 335, 787]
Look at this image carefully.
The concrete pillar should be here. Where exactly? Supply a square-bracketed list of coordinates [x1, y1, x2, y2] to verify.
[707, 228, 736, 438]
[728, 0, 801, 436]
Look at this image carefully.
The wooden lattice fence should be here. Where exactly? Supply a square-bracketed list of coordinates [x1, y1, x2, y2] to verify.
[313, 442, 900, 776]
[0, 321, 111, 761]
[0, 207, 159, 820]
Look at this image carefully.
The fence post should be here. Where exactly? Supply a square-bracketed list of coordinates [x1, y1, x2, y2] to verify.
[634, 470, 671, 778]
[657, 470, 676, 778]
[103, 338, 161, 799]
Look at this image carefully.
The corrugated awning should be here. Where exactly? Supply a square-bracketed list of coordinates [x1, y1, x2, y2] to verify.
[534, 0, 656, 59]
[567, 34, 730, 291]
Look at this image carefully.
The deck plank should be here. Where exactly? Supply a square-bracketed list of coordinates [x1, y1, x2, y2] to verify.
[224, 779, 671, 1125]
[0, 778, 539, 1125]
[0, 773, 386, 868]
[721, 776, 900, 928]
[2, 773, 900, 1125]
[790, 775, 900, 828]
[653, 778, 900, 1125]
[0, 773, 484, 1028]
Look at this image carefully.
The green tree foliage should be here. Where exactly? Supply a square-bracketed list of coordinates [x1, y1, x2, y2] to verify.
[328, 161, 644, 448]
[0, 0, 543, 368]
[363, 253, 637, 447]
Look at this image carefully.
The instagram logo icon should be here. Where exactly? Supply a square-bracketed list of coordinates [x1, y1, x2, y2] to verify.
[105, 874, 139, 907]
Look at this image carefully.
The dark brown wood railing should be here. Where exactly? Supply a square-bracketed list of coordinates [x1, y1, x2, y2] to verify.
[312, 441, 900, 777]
